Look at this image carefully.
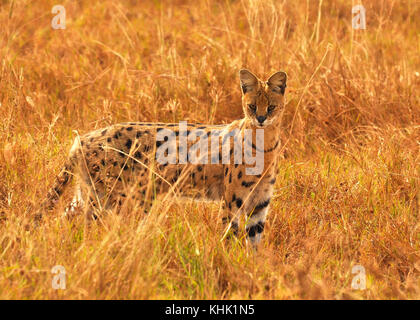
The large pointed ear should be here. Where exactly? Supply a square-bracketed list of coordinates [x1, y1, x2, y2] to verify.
[239, 69, 258, 94]
[267, 71, 287, 95]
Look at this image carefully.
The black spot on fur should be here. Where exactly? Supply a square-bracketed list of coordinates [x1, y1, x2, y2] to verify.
[236, 198, 243, 208]
[247, 222, 265, 238]
[252, 199, 270, 215]
[242, 181, 255, 187]
[125, 139, 132, 150]
[237, 171, 242, 179]
[126, 127, 133, 131]
[54, 186, 62, 196]
[247, 225, 256, 237]
[231, 221, 238, 231]
[256, 221, 265, 233]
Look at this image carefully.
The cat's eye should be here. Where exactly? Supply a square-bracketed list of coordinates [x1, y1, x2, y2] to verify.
[268, 105, 276, 113]
[248, 104, 257, 112]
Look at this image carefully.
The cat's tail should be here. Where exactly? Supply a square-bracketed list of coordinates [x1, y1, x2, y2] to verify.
[35, 160, 75, 222]
[35, 137, 82, 222]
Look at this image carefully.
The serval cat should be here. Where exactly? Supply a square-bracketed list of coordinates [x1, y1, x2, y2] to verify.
[38, 69, 287, 246]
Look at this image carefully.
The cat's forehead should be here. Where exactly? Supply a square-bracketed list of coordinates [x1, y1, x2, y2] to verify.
[248, 85, 270, 102]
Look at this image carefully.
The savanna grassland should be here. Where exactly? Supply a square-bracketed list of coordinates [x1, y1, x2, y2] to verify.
[0, 0, 419, 299]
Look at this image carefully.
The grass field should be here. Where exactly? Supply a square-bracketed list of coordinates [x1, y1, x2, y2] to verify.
[0, 0, 419, 299]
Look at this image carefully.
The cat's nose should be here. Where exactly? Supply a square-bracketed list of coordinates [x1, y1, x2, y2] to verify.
[257, 115, 266, 124]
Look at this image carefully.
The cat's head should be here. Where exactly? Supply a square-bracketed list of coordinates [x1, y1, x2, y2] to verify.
[239, 69, 287, 128]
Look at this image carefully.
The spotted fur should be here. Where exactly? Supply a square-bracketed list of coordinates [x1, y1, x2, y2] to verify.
[38, 69, 287, 246]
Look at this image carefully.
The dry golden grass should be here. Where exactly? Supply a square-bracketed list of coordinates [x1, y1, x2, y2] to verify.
[0, 0, 419, 299]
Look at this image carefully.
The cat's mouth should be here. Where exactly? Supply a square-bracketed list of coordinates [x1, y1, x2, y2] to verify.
[252, 120, 270, 128]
